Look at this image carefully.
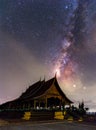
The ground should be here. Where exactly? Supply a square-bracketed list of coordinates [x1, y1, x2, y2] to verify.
[0, 120, 96, 130]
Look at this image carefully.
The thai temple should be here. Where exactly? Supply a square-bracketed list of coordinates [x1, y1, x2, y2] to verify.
[0, 75, 73, 110]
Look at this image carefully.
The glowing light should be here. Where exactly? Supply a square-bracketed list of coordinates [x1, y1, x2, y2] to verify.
[65, 5, 68, 9]
[55, 68, 61, 78]
[73, 84, 76, 88]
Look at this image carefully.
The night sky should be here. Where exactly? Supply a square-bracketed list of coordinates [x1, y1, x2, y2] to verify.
[0, 0, 96, 112]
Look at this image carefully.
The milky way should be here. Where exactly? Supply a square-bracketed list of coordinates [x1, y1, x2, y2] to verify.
[0, 0, 96, 111]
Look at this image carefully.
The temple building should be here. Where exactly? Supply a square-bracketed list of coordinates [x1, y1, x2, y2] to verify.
[0, 76, 73, 110]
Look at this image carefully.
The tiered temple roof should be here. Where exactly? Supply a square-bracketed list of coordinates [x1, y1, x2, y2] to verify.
[18, 77, 72, 103]
[0, 76, 73, 109]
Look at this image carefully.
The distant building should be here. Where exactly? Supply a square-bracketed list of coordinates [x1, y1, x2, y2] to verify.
[0, 76, 73, 110]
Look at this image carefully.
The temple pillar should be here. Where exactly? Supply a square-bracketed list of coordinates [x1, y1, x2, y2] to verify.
[23, 103, 25, 110]
[34, 100, 36, 109]
[39, 101, 40, 108]
[28, 102, 30, 110]
[45, 97, 47, 109]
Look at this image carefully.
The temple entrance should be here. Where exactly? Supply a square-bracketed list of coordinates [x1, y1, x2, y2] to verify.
[47, 97, 61, 109]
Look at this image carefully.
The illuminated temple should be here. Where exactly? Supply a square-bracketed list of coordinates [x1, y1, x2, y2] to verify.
[0, 76, 73, 110]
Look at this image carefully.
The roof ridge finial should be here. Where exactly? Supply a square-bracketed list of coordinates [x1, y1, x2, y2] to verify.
[44, 75, 45, 81]
[55, 72, 57, 78]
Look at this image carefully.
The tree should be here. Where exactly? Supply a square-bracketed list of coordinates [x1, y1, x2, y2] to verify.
[78, 101, 86, 116]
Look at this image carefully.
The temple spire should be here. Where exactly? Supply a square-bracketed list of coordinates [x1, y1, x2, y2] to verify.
[55, 72, 57, 79]
[44, 75, 45, 81]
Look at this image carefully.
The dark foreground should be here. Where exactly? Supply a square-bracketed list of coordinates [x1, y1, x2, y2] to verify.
[0, 120, 96, 130]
